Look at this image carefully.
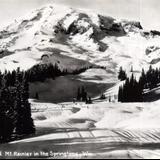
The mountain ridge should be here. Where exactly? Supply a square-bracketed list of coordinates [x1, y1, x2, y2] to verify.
[0, 4, 160, 73]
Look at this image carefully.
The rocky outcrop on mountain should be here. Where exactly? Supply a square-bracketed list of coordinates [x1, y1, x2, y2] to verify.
[146, 46, 160, 55]
[121, 20, 143, 32]
[99, 15, 126, 36]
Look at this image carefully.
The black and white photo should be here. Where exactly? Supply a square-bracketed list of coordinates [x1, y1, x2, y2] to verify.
[0, 0, 160, 159]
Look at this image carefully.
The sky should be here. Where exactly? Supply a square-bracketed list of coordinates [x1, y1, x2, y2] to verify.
[0, 0, 160, 30]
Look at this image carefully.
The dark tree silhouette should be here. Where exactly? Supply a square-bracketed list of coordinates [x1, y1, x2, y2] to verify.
[77, 87, 81, 101]
[20, 76, 35, 135]
[26, 63, 92, 83]
[86, 97, 92, 104]
[0, 68, 35, 143]
[118, 67, 127, 81]
[76, 86, 89, 102]
[118, 65, 160, 103]
[118, 74, 143, 102]
[35, 92, 39, 100]
[81, 86, 88, 102]
[0, 77, 14, 142]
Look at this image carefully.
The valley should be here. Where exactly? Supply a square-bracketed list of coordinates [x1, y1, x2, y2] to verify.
[29, 69, 115, 103]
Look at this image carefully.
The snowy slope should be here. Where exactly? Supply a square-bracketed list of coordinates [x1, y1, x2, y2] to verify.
[0, 4, 160, 73]
[31, 99, 160, 130]
[3, 100, 160, 159]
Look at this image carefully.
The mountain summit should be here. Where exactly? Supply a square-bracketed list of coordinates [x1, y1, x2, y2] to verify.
[0, 4, 160, 72]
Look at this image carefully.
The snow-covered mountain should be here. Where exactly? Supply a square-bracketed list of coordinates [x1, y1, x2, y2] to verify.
[0, 4, 160, 73]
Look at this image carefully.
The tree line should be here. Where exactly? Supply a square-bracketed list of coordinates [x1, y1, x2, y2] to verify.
[118, 66, 160, 102]
[0, 68, 35, 143]
[2, 63, 93, 85]
[76, 86, 92, 104]
[118, 74, 143, 102]
[139, 66, 160, 90]
[27, 63, 93, 83]
[0, 63, 93, 143]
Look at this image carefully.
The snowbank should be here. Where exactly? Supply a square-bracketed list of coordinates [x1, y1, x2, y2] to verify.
[31, 100, 160, 130]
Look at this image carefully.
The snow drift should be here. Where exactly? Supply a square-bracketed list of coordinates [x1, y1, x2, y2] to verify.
[31, 100, 160, 130]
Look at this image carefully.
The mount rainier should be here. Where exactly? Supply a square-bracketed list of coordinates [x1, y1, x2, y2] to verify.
[0, 4, 160, 74]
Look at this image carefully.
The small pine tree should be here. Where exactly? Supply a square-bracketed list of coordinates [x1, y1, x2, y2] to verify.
[118, 86, 123, 102]
[14, 68, 23, 135]
[139, 68, 147, 89]
[109, 96, 111, 102]
[21, 77, 35, 134]
[76, 86, 88, 102]
[118, 67, 127, 81]
[81, 86, 88, 102]
[35, 92, 39, 100]
[77, 87, 81, 101]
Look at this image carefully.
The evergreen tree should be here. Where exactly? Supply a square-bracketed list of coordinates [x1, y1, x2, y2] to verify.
[77, 87, 81, 101]
[146, 65, 153, 89]
[118, 74, 143, 102]
[35, 92, 39, 100]
[109, 96, 111, 102]
[0, 71, 3, 88]
[20, 76, 35, 134]
[81, 86, 88, 102]
[118, 86, 123, 102]
[118, 67, 127, 81]
[76, 86, 88, 102]
[14, 68, 23, 135]
[0, 77, 14, 142]
[0, 68, 35, 143]
[139, 68, 147, 89]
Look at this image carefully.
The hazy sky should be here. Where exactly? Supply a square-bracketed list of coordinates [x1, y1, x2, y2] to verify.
[0, 0, 160, 30]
